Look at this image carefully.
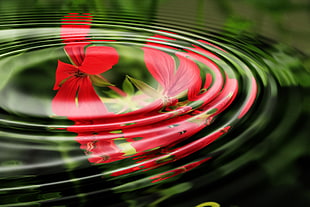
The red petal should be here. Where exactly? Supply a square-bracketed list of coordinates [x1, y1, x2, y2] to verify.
[53, 60, 77, 90]
[204, 73, 213, 89]
[52, 76, 108, 119]
[79, 46, 119, 75]
[52, 77, 81, 116]
[168, 53, 201, 97]
[143, 47, 175, 90]
[64, 44, 88, 66]
[74, 76, 108, 119]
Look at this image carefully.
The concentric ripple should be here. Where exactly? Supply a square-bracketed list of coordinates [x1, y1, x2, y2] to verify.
[0, 8, 309, 207]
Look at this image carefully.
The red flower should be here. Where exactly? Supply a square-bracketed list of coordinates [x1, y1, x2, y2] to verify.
[52, 45, 119, 119]
[142, 47, 202, 101]
[142, 31, 227, 103]
[51, 21, 246, 182]
[69, 31, 237, 172]
[53, 13, 120, 119]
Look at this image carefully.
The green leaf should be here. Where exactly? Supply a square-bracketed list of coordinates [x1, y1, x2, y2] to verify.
[122, 76, 135, 95]
[101, 89, 120, 98]
[189, 100, 204, 108]
[206, 108, 218, 115]
[90, 75, 114, 87]
[126, 75, 159, 98]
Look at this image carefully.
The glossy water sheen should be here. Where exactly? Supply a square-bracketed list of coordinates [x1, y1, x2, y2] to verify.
[0, 1, 309, 207]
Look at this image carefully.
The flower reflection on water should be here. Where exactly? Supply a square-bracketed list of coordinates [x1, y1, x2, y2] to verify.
[51, 13, 257, 183]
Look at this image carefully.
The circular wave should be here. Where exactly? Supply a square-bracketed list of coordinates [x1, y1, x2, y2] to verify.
[0, 10, 309, 207]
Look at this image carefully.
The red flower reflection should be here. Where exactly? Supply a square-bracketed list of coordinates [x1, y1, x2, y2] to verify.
[52, 45, 119, 119]
[52, 15, 245, 184]
[142, 47, 202, 101]
[60, 13, 92, 43]
[76, 113, 212, 164]
[52, 13, 119, 119]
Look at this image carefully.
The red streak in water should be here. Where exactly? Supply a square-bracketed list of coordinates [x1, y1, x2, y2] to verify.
[238, 77, 257, 118]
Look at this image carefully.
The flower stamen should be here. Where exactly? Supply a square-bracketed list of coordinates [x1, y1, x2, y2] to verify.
[74, 70, 86, 77]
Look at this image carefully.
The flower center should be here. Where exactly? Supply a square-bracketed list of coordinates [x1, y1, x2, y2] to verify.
[74, 70, 86, 77]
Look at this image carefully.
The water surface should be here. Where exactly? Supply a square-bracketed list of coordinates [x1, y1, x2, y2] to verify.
[0, 1, 309, 207]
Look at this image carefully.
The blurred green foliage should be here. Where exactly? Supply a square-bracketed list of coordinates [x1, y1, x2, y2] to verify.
[0, 0, 308, 52]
